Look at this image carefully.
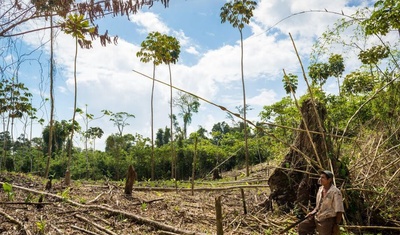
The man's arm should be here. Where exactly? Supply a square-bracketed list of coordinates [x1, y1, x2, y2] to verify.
[335, 212, 343, 225]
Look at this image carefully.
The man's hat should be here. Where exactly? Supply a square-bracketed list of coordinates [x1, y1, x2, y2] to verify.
[320, 170, 334, 179]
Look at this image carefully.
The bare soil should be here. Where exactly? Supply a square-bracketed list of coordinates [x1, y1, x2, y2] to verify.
[0, 165, 294, 235]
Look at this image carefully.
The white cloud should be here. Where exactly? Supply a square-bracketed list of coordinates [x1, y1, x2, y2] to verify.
[185, 46, 200, 55]
[247, 89, 278, 107]
[130, 11, 170, 34]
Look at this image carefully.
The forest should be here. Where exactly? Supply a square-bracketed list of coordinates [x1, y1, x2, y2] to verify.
[1, 0, 400, 234]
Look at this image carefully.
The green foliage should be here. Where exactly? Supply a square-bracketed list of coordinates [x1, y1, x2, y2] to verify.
[42, 120, 70, 156]
[141, 202, 148, 211]
[59, 187, 70, 201]
[328, 54, 345, 78]
[358, 45, 390, 65]
[308, 54, 345, 87]
[220, 0, 257, 31]
[308, 62, 331, 86]
[60, 13, 95, 48]
[35, 217, 46, 235]
[2, 182, 14, 201]
[136, 31, 180, 65]
[0, 78, 34, 118]
[173, 92, 201, 139]
[342, 71, 375, 94]
[282, 73, 298, 94]
[363, 0, 400, 36]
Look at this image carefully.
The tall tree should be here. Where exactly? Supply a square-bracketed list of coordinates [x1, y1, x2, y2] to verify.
[221, 0, 257, 176]
[60, 13, 95, 185]
[173, 92, 200, 139]
[137, 31, 167, 181]
[154, 34, 180, 179]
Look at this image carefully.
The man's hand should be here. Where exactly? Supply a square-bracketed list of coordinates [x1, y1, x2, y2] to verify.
[332, 224, 340, 235]
[306, 210, 316, 218]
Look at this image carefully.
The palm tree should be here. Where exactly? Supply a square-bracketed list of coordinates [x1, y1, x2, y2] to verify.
[60, 13, 94, 185]
[173, 92, 200, 139]
[221, 0, 257, 176]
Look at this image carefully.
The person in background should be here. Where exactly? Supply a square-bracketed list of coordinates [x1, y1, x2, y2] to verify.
[298, 170, 345, 235]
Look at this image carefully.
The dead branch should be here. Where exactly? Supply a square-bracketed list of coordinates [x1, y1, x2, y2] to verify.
[87, 192, 105, 204]
[75, 214, 117, 235]
[0, 208, 32, 235]
[71, 225, 100, 235]
[131, 197, 165, 205]
[50, 224, 63, 234]
[0, 201, 53, 205]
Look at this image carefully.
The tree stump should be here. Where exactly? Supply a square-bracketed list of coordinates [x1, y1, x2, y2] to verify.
[124, 165, 137, 195]
[213, 169, 222, 180]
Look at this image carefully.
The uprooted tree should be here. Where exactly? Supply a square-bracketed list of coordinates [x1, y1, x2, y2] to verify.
[267, 1, 400, 231]
[268, 98, 344, 212]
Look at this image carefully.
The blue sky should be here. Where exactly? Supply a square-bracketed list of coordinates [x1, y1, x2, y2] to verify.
[5, 0, 386, 151]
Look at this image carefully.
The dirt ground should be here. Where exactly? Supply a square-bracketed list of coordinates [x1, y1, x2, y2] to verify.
[0, 166, 296, 235]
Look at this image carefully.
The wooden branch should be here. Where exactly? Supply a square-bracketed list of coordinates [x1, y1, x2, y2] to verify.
[75, 214, 117, 235]
[0, 208, 32, 235]
[87, 192, 105, 204]
[71, 225, 100, 235]
[50, 224, 64, 234]
[131, 197, 165, 205]
[0, 201, 53, 205]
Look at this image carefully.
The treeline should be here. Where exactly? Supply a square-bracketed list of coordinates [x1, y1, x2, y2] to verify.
[0, 120, 275, 181]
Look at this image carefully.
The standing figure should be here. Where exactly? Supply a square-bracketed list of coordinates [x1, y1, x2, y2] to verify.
[298, 170, 345, 235]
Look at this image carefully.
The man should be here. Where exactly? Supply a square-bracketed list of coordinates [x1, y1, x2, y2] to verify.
[298, 170, 345, 235]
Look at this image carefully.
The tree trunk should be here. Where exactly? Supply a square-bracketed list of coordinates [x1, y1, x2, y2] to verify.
[124, 165, 137, 195]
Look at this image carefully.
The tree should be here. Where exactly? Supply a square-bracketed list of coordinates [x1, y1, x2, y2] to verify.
[0, 79, 34, 171]
[60, 13, 95, 185]
[173, 92, 200, 139]
[150, 33, 180, 179]
[42, 120, 69, 158]
[1, 0, 169, 38]
[137, 31, 168, 181]
[308, 54, 345, 92]
[105, 133, 135, 180]
[106, 111, 135, 136]
[362, 0, 400, 36]
[77, 105, 105, 178]
[220, 0, 257, 176]
[85, 127, 104, 151]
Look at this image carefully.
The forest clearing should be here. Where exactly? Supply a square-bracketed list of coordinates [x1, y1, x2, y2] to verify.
[1, 0, 400, 234]
[1, 165, 277, 235]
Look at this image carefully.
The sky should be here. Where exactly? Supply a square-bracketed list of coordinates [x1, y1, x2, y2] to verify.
[4, 0, 378, 151]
